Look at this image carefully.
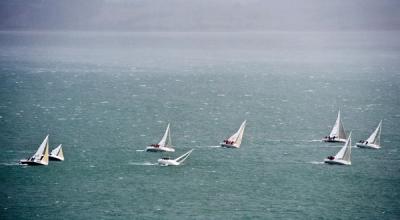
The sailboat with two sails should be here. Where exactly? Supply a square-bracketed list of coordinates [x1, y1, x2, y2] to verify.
[146, 123, 175, 152]
[324, 131, 352, 165]
[157, 149, 194, 166]
[20, 135, 50, 166]
[49, 144, 65, 161]
[323, 110, 347, 143]
[356, 120, 382, 149]
[221, 120, 246, 148]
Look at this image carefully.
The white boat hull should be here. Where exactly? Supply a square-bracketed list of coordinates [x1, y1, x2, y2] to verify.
[220, 143, 239, 148]
[157, 158, 180, 166]
[356, 143, 381, 149]
[324, 159, 351, 165]
[20, 159, 48, 166]
[322, 138, 347, 143]
[49, 155, 64, 161]
[146, 146, 175, 152]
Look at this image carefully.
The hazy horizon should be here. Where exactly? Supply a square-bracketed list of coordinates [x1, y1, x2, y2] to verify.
[1, 0, 400, 32]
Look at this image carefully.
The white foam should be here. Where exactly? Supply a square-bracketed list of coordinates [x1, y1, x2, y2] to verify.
[136, 149, 145, 152]
[309, 161, 324, 165]
[129, 162, 157, 166]
[208, 145, 221, 148]
[1, 162, 21, 166]
[309, 139, 322, 142]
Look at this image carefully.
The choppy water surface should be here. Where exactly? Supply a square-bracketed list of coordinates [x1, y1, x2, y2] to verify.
[0, 31, 399, 219]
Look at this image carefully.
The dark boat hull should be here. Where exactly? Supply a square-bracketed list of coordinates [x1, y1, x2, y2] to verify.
[20, 160, 47, 166]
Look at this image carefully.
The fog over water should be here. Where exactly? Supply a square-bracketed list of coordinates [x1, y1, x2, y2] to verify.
[0, 0, 399, 31]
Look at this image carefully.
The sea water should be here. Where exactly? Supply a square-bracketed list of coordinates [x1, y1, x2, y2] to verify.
[0, 31, 399, 219]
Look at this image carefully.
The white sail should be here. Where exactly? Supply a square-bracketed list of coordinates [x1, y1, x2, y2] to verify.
[335, 132, 352, 162]
[175, 149, 194, 163]
[50, 144, 64, 160]
[366, 120, 382, 146]
[329, 110, 347, 139]
[31, 135, 49, 165]
[50, 144, 62, 156]
[158, 123, 172, 148]
[227, 120, 246, 147]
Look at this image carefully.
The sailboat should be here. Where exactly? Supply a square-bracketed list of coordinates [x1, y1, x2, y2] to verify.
[356, 120, 382, 149]
[158, 149, 194, 166]
[220, 120, 246, 148]
[146, 123, 175, 152]
[323, 110, 347, 143]
[324, 131, 352, 165]
[20, 135, 49, 166]
[49, 144, 64, 161]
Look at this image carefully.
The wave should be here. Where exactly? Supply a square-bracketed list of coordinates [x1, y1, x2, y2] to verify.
[129, 162, 157, 166]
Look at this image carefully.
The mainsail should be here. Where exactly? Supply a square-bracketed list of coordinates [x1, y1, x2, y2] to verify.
[227, 120, 246, 147]
[329, 110, 347, 139]
[366, 120, 382, 146]
[158, 123, 172, 148]
[335, 132, 352, 162]
[32, 135, 49, 165]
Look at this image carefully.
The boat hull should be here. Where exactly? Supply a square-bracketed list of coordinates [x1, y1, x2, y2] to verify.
[146, 146, 175, 152]
[157, 159, 179, 166]
[356, 143, 380, 149]
[220, 143, 239, 148]
[20, 159, 47, 166]
[324, 159, 351, 165]
[49, 155, 64, 161]
[322, 138, 347, 143]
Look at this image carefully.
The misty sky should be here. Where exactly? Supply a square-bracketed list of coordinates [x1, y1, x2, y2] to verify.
[0, 0, 399, 31]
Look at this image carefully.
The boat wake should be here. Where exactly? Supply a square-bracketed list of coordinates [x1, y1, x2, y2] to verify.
[309, 161, 324, 165]
[129, 162, 157, 166]
[320, 145, 342, 148]
[207, 145, 221, 148]
[309, 139, 322, 142]
[136, 149, 145, 152]
[1, 162, 22, 166]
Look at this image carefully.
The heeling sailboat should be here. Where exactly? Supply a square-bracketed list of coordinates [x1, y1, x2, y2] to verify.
[49, 144, 64, 161]
[20, 135, 50, 166]
[158, 149, 194, 166]
[323, 110, 347, 143]
[324, 131, 352, 165]
[146, 123, 175, 152]
[356, 120, 382, 149]
[221, 120, 246, 148]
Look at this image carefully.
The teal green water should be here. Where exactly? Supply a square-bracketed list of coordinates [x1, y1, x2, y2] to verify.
[0, 31, 400, 219]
